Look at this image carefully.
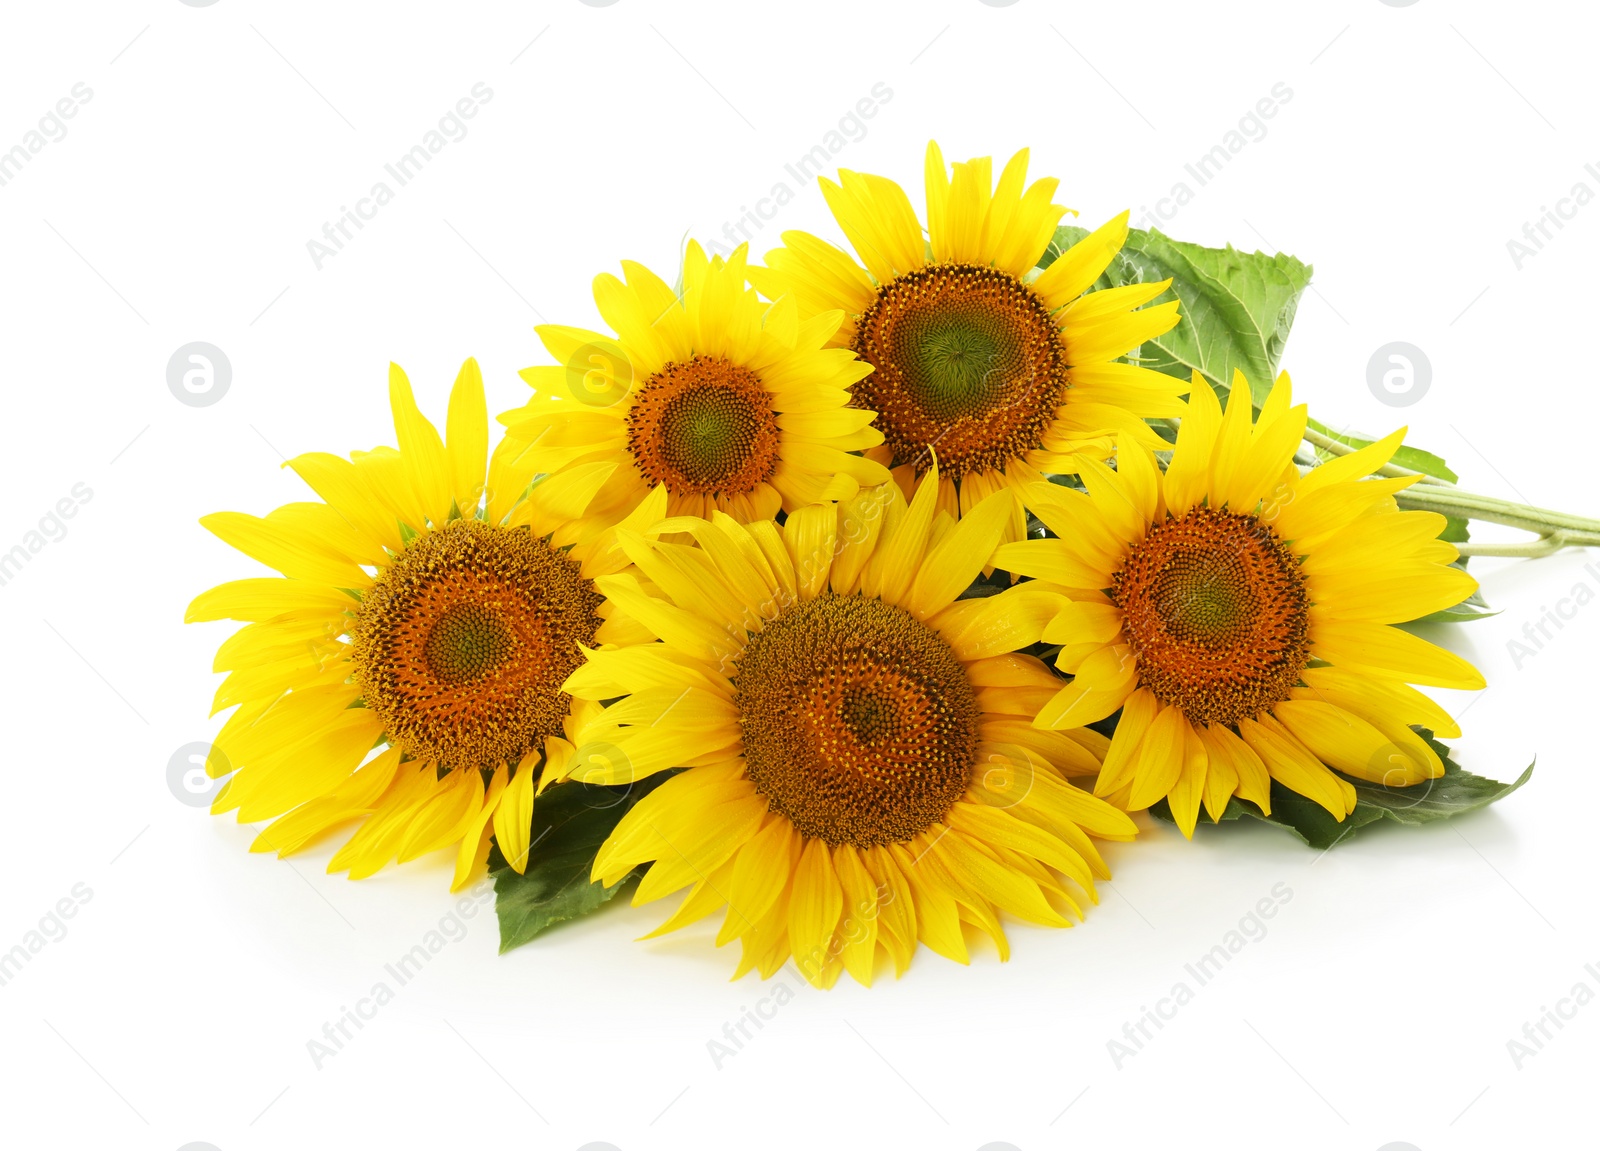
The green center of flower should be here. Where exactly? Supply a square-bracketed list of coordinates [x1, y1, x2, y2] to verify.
[899, 310, 1011, 423]
[734, 594, 979, 848]
[852, 262, 1066, 478]
[1154, 564, 1256, 649]
[659, 388, 765, 482]
[626, 356, 781, 497]
[423, 601, 514, 683]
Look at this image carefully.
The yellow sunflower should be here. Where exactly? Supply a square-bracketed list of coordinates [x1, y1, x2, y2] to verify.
[186, 359, 664, 888]
[998, 371, 1485, 836]
[748, 140, 1186, 534]
[550, 467, 1136, 987]
[499, 240, 890, 537]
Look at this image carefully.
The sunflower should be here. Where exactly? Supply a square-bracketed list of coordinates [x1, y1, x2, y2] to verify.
[748, 140, 1187, 534]
[998, 371, 1485, 836]
[186, 359, 664, 888]
[550, 467, 1136, 987]
[498, 240, 890, 538]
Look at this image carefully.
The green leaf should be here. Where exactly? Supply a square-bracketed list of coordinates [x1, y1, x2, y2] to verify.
[1038, 225, 1312, 405]
[1305, 415, 1460, 483]
[1150, 730, 1532, 850]
[490, 773, 675, 953]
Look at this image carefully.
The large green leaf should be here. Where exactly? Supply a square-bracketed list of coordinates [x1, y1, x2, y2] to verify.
[490, 773, 675, 954]
[1038, 225, 1312, 404]
[1150, 731, 1532, 850]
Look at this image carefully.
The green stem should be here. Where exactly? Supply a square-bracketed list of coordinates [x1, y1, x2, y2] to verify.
[1390, 486, 1600, 545]
[1453, 537, 1573, 559]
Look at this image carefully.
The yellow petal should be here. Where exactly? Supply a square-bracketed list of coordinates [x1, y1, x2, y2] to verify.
[1163, 372, 1221, 514]
[788, 838, 844, 986]
[492, 759, 539, 874]
[907, 488, 1013, 618]
[1126, 704, 1188, 810]
[1309, 614, 1486, 690]
[1166, 723, 1208, 838]
[1273, 699, 1435, 785]
[388, 362, 453, 527]
[720, 817, 799, 944]
[1196, 723, 1271, 813]
[199, 510, 369, 586]
[831, 844, 880, 987]
[1237, 714, 1350, 819]
[1032, 211, 1129, 309]
[445, 358, 489, 515]
[187, 578, 354, 624]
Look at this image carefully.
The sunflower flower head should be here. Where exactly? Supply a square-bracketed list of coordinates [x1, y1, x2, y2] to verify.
[749, 140, 1188, 534]
[186, 359, 664, 888]
[500, 240, 891, 535]
[1000, 371, 1486, 836]
[553, 466, 1136, 988]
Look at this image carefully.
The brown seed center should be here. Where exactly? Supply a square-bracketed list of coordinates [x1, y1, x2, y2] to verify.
[734, 593, 979, 847]
[851, 262, 1065, 479]
[625, 356, 781, 496]
[1112, 505, 1310, 727]
[352, 519, 602, 770]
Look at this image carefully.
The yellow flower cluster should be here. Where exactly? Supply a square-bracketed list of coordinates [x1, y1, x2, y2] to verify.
[189, 143, 1481, 986]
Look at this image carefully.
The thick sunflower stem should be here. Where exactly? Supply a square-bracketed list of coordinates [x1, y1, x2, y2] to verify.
[1389, 487, 1600, 548]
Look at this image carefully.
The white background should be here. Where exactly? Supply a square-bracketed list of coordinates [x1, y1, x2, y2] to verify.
[0, 2, 1595, 1149]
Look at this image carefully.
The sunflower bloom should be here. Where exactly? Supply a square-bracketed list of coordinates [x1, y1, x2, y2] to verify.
[552, 468, 1135, 987]
[999, 371, 1485, 836]
[186, 359, 664, 888]
[749, 140, 1186, 534]
[499, 241, 890, 537]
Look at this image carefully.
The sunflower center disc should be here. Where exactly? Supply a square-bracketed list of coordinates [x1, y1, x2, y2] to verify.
[423, 602, 514, 683]
[851, 262, 1065, 478]
[352, 519, 602, 771]
[1112, 505, 1311, 727]
[625, 355, 781, 496]
[733, 594, 979, 848]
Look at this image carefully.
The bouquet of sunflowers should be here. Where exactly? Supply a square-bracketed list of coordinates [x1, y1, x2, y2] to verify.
[188, 143, 1563, 988]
